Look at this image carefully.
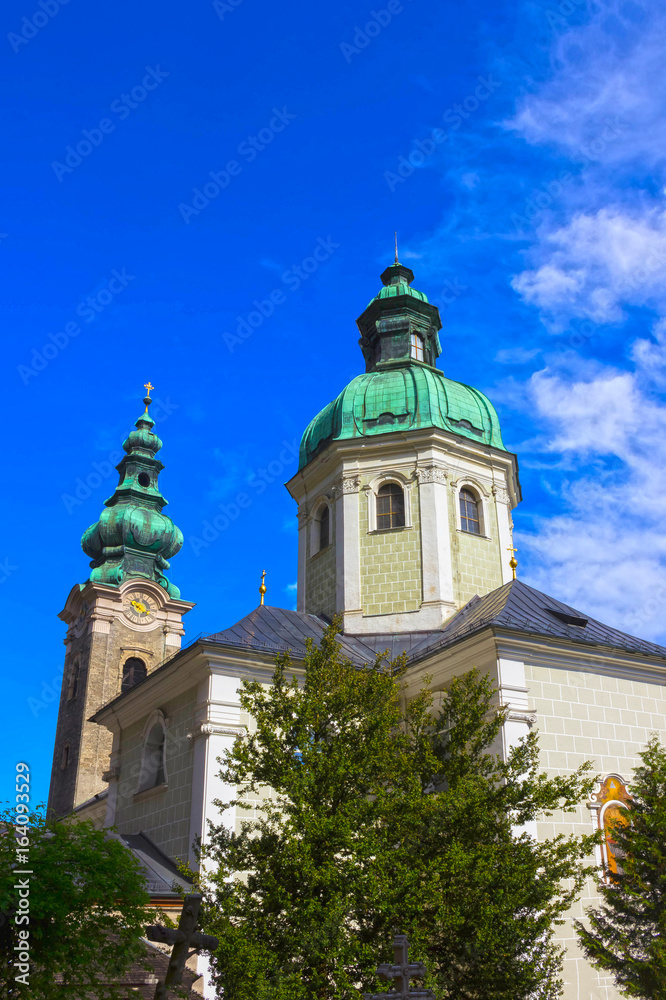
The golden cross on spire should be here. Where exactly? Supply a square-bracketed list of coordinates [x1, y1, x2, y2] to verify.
[143, 381, 154, 414]
[394, 230, 399, 265]
[507, 544, 518, 580]
[259, 570, 267, 606]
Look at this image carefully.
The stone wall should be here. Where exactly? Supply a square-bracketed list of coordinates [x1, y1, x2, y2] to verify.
[49, 614, 172, 817]
[359, 481, 423, 616]
[305, 510, 336, 617]
[450, 492, 504, 606]
[113, 686, 197, 862]
[526, 661, 666, 1000]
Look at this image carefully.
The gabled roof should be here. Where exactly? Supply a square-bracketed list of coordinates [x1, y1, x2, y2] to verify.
[204, 581, 666, 667]
[93, 582, 666, 725]
[205, 604, 380, 666]
[115, 831, 193, 897]
[427, 578, 666, 661]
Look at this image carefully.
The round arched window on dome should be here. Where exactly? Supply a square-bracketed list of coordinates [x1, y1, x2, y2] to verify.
[377, 483, 405, 530]
[459, 488, 481, 535]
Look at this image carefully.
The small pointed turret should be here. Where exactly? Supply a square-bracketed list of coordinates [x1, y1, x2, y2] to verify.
[81, 385, 183, 597]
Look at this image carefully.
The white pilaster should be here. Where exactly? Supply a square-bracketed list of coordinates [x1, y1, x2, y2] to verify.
[335, 477, 362, 618]
[297, 508, 308, 613]
[494, 487, 515, 585]
[418, 471, 455, 608]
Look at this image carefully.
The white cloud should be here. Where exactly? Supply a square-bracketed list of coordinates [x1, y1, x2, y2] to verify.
[517, 352, 666, 641]
[508, 3, 666, 170]
[512, 208, 666, 324]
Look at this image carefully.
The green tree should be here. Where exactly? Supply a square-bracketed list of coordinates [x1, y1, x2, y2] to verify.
[0, 808, 152, 998]
[576, 736, 666, 998]
[195, 622, 598, 1000]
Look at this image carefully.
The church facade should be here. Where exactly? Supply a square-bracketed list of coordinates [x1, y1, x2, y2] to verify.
[48, 257, 666, 1000]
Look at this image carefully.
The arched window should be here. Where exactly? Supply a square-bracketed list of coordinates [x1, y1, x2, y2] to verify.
[67, 659, 80, 701]
[138, 717, 166, 792]
[410, 333, 425, 362]
[377, 483, 405, 530]
[319, 505, 330, 550]
[122, 657, 147, 693]
[459, 488, 481, 534]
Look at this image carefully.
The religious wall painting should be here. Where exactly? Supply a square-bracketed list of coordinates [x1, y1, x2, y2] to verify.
[590, 774, 631, 876]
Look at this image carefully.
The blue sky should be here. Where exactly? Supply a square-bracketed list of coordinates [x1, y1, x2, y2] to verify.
[2, 0, 665, 807]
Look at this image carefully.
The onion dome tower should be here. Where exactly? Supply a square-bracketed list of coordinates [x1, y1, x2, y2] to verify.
[48, 385, 193, 818]
[287, 253, 521, 635]
[81, 386, 183, 598]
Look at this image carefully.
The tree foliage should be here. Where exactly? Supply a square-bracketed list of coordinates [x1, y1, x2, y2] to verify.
[0, 808, 152, 999]
[194, 622, 598, 1000]
[576, 736, 666, 999]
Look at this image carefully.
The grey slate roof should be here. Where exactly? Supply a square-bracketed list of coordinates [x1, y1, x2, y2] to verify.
[116, 831, 193, 897]
[204, 579, 666, 666]
[416, 578, 666, 661]
[205, 604, 381, 666]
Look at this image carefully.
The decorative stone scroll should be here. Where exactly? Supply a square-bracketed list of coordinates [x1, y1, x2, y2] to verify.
[332, 474, 362, 497]
[507, 709, 537, 728]
[186, 723, 246, 742]
[492, 485, 511, 505]
[416, 465, 448, 485]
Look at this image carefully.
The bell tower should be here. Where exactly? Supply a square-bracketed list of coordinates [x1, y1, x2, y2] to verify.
[286, 257, 521, 634]
[48, 386, 193, 817]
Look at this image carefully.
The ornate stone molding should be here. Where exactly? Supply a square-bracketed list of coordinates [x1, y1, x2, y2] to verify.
[186, 723, 246, 742]
[507, 710, 537, 728]
[416, 465, 448, 485]
[492, 485, 510, 505]
[332, 474, 361, 497]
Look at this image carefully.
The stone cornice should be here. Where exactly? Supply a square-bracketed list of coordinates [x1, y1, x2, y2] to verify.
[186, 723, 247, 742]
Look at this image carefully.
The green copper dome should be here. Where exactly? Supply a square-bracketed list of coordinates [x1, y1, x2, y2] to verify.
[299, 366, 505, 469]
[81, 390, 183, 598]
[298, 258, 506, 470]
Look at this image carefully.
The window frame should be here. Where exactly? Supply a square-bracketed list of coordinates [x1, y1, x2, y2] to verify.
[366, 474, 414, 533]
[455, 483, 487, 537]
[410, 332, 425, 362]
[310, 500, 332, 557]
[121, 656, 147, 694]
[67, 658, 80, 701]
[376, 482, 406, 531]
[135, 710, 169, 798]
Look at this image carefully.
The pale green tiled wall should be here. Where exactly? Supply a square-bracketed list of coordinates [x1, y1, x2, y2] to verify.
[360, 482, 423, 616]
[450, 494, 503, 604]
[305, 508, 336, 616]
[114, 686, 197, 862]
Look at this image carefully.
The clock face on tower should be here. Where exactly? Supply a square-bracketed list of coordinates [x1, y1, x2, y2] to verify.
[123, 590, 158, 626]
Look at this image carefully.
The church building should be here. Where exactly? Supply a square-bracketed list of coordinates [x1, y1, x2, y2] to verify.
[48, 254, 666, 1000]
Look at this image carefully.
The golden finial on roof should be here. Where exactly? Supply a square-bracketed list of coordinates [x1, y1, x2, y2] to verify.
[394, 230, 399, 265]
[507, 545, 518, 580]
[143, 381, 154, 414]
[259, 569, 267, 606]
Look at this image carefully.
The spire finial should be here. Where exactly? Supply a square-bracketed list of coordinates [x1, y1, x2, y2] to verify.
[143, 381, 154, 414]
[394, 230, 399, 265]
[507, 545, 518, 580]
[259, 569, 267, 606]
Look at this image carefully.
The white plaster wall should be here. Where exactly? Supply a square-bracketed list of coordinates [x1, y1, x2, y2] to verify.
[526, 660, 666, 1000]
